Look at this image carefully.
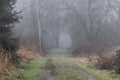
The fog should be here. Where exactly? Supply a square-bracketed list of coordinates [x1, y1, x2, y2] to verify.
[59, 32, 72, 49]
[14, 0, 120, 56]
[2, 0, 120, 79]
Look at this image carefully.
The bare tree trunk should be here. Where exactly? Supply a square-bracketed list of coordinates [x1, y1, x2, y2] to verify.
[36, 9, 43, 55]
[34, 1, 43, 55]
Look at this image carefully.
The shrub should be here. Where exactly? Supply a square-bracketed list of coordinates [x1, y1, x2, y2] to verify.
[95, 50, 120, 74]
[95, 55, 113, 70]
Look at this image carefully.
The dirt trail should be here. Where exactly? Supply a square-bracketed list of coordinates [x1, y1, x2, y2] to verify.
[39, 58, 96, 80]
[38, 48, 96, 80]
[43, 70, 57, 80]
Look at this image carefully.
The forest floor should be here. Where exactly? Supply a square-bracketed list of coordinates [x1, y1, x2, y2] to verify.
[6, 49, 120, 80]
[7, 57, 120, 80]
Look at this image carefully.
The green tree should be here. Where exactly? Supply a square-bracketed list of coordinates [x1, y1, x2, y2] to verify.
[0, 0, 20, 63]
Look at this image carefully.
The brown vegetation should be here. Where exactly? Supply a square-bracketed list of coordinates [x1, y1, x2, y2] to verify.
[76, 46, 120, 74]
[0, 47, 41, 80]
[17, 48, 41, 64]
[0, 53, 15, 73]
[94, 46, 120, 74]
[0, 50, 15, 80]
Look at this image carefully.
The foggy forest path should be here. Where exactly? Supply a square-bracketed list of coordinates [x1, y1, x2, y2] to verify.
[12, 49, 96, 80]
[37, 58, 96, 80]
[39, 48, 96, 80]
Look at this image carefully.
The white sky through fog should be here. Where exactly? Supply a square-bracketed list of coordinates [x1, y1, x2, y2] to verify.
[59, 32, 72, 49]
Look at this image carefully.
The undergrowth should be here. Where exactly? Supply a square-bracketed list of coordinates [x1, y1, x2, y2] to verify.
[75, 60, 120, 80]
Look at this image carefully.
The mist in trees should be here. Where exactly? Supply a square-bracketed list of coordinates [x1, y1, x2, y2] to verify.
[14, 0, 120, 55]
[59, 32, 72, 49]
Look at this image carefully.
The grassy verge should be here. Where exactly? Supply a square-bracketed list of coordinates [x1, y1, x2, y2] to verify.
[7, 58, 86, 80]
[9, 58, 46, 80]
[75, 61, 120, 80]
[5, 57, 120, 80]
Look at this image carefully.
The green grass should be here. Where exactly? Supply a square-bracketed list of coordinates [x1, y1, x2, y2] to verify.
[75, 61, 120, 80]
[58, 71, 86, 80]
[51, 58, 86, 80]
[9, 58, 46, 80]
[7, 57, 120, 80]
[8, 58, 86, 80]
